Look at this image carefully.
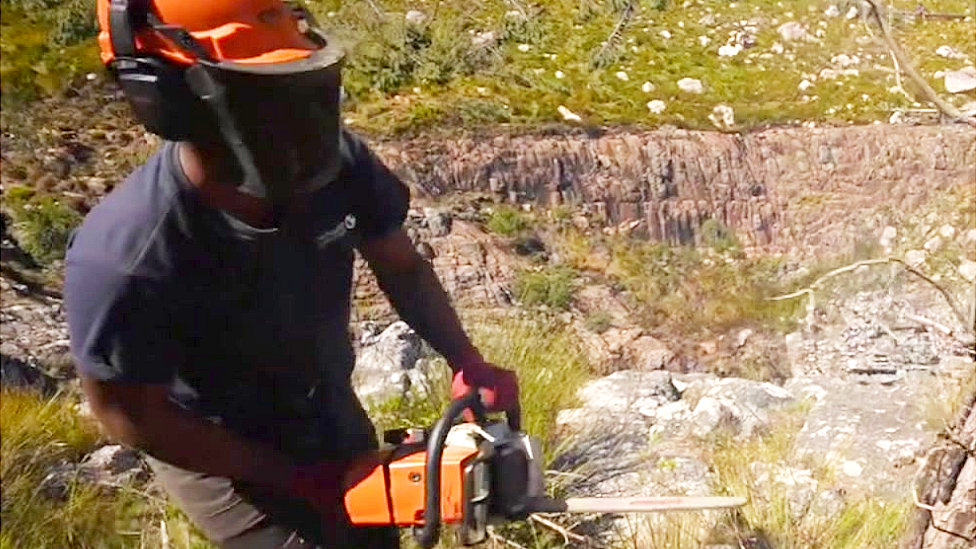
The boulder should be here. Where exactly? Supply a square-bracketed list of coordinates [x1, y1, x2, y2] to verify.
[353, 322, 437, 405]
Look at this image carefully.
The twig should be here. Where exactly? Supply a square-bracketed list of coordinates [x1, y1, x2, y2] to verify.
[488, 530, 529, 549]
[864, 0, 976, 127]
[904, 312, 954, 336]
[769, 257, 972, 339]
[160, 520, 169, 549]
[530, 514, 588, 544]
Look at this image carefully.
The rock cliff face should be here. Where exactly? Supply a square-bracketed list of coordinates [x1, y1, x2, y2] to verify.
[374, 125, 975, 256]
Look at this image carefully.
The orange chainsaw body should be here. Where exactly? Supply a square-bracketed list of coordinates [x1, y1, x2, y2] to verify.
[345, 445, 480, 526]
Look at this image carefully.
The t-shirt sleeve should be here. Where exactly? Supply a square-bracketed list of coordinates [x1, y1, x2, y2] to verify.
[65, 260, 181, 384]
[341, 129, 411, 238]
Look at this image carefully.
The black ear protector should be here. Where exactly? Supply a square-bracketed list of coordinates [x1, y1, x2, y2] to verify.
[107, 0, 215, 140]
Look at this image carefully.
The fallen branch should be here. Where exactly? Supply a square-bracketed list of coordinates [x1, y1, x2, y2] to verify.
[770, 257, 973, 343]
[530, 514, 589, 544]
[864, 0, 976, 127]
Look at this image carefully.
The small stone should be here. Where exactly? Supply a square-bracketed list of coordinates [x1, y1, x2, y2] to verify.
[879, 226, 897, 248]
[736, 329, 753, 348]
[660, 30, 672, 39]
[945, 67, 976, 93]
[777, 22, 809, 42]
[965, 229, 976, 244]
[845, 6, 859, 19]
[555, 70, 565, 79]
[938, 224, 956, 239]
[677, 77, 704, 94]
[557, 105, 582, 122]
[905, 249, 926, 267]
[959, 259, 976, 282]
[615, 71, 629, 81]
[825, 5, 840, 17]
[517, 43, 531, 52]
[698, 35, 711, 47]
[404, 10, 427, 26]
[641, 81, 655, 93]
[798, 79, 813, 91]
[472, 31, 497, 48]
[923, 236, 943, 252]
[840, 460, 863, 477]
[936, 45, 963, 59]
[708, 104, 735, 130]
[718, 44, 741, 57]
[646, 100, 667, 114]
[771, 42, 785, 54]
[819, 68, 839, 80]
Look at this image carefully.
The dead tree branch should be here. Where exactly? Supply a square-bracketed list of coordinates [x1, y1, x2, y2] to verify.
[769, 257, 974, 345]
[864, 0, 976, 127]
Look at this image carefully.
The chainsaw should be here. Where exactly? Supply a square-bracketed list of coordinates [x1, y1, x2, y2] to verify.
[344, 391, 747, 547]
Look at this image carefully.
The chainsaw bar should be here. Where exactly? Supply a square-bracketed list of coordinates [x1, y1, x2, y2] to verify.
[526, 496, 747, 514]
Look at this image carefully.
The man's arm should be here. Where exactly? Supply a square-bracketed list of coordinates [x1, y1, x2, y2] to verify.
[81, 375, 298, 493]
[357, 228, 480, 366]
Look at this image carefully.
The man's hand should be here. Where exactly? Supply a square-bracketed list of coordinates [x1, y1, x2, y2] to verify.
[450, 353, 519, 415]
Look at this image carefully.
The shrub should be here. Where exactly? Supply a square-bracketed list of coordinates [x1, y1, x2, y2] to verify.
[5, 187, 82, 264]
[584, 310, 612, 333]
[486, 205, 530, 236]
[514, 266, 577, 310]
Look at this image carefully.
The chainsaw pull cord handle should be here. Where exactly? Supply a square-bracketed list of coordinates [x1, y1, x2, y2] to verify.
[415, 391, 485, 549]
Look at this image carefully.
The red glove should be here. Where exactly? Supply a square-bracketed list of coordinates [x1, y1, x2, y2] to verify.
[450, 352, 519, 415]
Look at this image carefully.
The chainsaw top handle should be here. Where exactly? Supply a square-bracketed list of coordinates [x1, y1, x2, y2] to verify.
[414, 390, 521, 548]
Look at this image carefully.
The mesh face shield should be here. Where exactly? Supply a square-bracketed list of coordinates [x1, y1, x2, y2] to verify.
[196, 46, 345, 202]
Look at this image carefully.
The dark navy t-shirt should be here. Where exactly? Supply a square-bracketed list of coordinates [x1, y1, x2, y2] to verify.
[65, 130, 409, 444]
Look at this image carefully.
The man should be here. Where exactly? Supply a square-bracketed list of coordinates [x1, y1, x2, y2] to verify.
[64, 1, 518, 548]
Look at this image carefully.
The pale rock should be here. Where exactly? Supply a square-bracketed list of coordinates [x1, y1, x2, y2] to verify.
[698, 35, 711, 47]
[831, 53, 859, 67]
[557, 105, 582, 122]
[923, 235, 943, 252]
[879, 226, 897, 248]
[936, 45, 965, 59]
[845, 5, 859, 19]
[777, 22, 810, 42]
[718, 44, 741, 57]
[905, 249, 926, 267]
[798, 79, 814, 91]
[555, 70, 565, 79]
[841, 460, 863, 477]
[615, 71, 629, 81]
[944, 67, 976, 93]
[646, 100, 667, 114]
[938, 224, 956, 239]
[517, 43, 531, 52]
[959, 259, 976, 282]
[889, 111, 905, 124]
[771, 42, 785, 54]
[404, 10, 427, 26]
[698, 14, 717, 26]
[819, 68, 839, 80]
[736, 328, 753, 348]
[708, 104, 735, 130]
[965, 228, 976, 244]
[660, 30, 672, 39]
[677, 77, 704, 94]
[641, 81, 655, 93]
[824, 5, 840, 17]
[471, 31, 497, 48]
[504, 10, 526, 21]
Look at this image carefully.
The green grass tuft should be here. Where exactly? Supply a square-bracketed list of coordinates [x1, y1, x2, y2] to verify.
[514, 265, 579, 310]
[4, 184, 83, 264]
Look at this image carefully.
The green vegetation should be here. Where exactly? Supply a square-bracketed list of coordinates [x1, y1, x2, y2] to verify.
[4, 184, 83, 264]
[705, 408, 912, 549]
[485, 204, 532, 236]
[369, 314, 589, 463]
[0, 388, 213, 549]
[313, 0, 975, 134]
[514, 265, 579, 310]
[584, 310, 613, 333]
[1, 0, 101, 105]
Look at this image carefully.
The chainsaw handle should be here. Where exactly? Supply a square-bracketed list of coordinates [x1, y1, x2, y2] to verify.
[415, 390, 484, 548]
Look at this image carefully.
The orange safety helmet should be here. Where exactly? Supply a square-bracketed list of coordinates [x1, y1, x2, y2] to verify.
[97, 0, 348, 203]
[96, 0, 319, 66]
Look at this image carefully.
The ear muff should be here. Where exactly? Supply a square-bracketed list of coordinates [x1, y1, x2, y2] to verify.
[107, 0, 212, 141]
